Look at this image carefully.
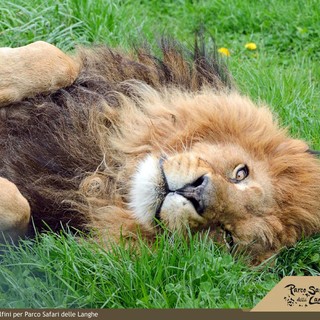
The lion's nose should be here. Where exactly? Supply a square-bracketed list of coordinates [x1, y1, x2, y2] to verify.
[176, 175, 208, 215]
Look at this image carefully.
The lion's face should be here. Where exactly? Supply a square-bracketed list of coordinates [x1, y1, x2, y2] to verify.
[123, 89, 320, 265]
[130, 142, 280, 263]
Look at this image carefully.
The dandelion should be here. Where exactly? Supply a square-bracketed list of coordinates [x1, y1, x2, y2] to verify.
[218, 47, 230, 57]
[245, 42, 257, 50]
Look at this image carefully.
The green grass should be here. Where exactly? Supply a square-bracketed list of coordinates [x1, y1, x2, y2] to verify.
[0, 0, 320, 309]
[0, 232, 319, 308]
[0, 232, 281, 308]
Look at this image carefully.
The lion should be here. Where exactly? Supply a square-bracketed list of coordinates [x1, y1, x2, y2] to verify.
[0, 39, 319, 265]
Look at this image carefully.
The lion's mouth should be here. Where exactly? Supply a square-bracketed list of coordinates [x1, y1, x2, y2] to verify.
[222, 226, 234, 250]
[154, 157, 170, 220]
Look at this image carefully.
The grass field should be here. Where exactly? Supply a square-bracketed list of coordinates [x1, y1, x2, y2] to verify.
[0, 0, 319, 309]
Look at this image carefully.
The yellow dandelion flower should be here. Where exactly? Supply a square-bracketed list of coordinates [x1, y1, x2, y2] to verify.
[245, 42, 257, 50]
[218, 47, 230, 57]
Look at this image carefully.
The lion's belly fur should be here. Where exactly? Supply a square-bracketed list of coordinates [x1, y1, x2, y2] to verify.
[0, 84, 105, 231]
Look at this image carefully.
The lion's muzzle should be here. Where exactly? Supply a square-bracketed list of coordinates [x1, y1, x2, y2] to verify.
[157, 156, 211, 219]
[175, 175, 208, 215]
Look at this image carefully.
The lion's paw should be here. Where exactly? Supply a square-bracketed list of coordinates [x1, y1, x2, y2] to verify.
[0, 177, 30, 243]
[0, 41, 81, 106]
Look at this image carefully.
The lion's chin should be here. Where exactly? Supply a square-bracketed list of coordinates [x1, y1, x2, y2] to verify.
[129, 155, 164, 226]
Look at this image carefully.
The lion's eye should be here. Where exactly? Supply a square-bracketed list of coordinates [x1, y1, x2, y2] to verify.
[231, 164, 249, 183]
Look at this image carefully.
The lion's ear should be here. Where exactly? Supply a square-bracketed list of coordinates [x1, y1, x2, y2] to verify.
[306, 149, 320, 156]
[273, 139, 309, 156]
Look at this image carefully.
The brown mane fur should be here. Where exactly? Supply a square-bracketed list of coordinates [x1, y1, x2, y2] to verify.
[0, 39, 319, 260]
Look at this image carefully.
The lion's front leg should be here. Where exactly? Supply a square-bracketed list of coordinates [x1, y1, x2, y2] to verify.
[0, 41, 81, 106]
[0, 177, 30, 243]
